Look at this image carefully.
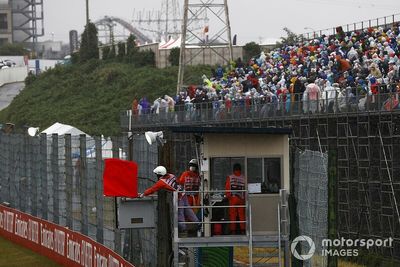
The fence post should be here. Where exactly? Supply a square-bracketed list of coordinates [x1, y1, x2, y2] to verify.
[29, 136, 38, 216]
[65, 134, 73, 229]
[328, 149, 338, 267]
[20, 134, 27, 213]
[95, 136, 104, 244]
[12, 135, 21, 210]
[40, 133, 48, 220]
[111, 136, 122, 254]
[80, 134, 89, 235]
[157, 139, 173, 267]
[52, 134, 60, 224]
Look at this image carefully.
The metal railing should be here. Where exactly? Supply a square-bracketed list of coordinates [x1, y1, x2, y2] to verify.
[173, 189, 249, 238]
[172, 189, 291, 266]
[122, 87, 400, 129]
[301, 13, 400, 40]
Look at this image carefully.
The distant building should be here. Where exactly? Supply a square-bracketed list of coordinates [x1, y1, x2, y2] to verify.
[35, 40, 68, 59]
[0, 0, 12, 45]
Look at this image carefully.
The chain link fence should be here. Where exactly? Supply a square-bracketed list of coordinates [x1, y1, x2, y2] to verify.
[294, 149, 329, 267]
[0, 132, 160, 266]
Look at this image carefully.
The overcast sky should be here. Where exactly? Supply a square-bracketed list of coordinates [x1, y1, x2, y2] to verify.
[42, 0, 399, 44]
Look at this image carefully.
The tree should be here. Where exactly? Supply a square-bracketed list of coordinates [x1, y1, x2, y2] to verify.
[79, 22, 99, 62]
[276, 27, 302, 47]
[117, 42, 126, 60]
[168, 47, 180, 66]
[243, 42, 261, 63]
[125, 34, 139, 64]
[71, 52, 80, 64]
[132, 50, 155, 67]
[0, 43, 29, 56]
[126, 34, 138, 56]
[102, 46, 110, 60]
[108, 44, 116, 59]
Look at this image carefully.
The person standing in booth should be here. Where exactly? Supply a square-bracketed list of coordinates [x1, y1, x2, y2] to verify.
[225, 163, 246, 235]
[178, 159, 201, 215]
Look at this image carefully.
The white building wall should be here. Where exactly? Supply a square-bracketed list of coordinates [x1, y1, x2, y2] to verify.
[0, 66, 28, 86]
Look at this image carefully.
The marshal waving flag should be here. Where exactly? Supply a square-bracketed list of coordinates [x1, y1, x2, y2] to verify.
[103, 158, 138, 197]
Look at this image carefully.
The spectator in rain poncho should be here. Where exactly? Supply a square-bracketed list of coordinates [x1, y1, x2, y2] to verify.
[139, 97, 151, 114]
[165, 95, 175, 113]
[151, 98, 161, 114]
[321, 82, 338, 113]
[337, 88, 348, 112]
[137, 22, 400, 121]
[161, 98, 169, 112]
[358, 90, 368, 111]
[347, 47, 359, 61]
[132, 99, 139, 116]
[304, 82, 321, 113]
[184, 96, 194, 121]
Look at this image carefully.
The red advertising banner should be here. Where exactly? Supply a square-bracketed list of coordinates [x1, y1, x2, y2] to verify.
[0, 205, 134, 267]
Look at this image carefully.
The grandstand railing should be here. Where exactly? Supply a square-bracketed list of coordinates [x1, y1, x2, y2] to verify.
[121, 85, 400, 129]
[301, 13, 400, 40]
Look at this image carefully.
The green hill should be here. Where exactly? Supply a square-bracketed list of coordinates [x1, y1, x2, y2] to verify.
[0, 60, 211, 136]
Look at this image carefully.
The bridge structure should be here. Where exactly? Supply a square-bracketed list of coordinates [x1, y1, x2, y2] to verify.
[121, 91, 400, 262]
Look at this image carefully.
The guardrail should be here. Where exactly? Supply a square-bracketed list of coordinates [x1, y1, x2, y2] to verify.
[301, 13, 400, 40]
[0, 204, 134, 267]
[173, 189, 249, 238]
[122, 85, 400, 129]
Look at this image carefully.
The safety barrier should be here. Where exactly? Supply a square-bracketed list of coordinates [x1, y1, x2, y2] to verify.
[0, 204, 134, 267]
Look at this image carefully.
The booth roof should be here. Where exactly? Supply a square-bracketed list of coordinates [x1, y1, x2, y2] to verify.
[169, 126, 292, 135]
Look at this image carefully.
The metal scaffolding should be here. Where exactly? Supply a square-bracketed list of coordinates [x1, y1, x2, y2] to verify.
[125, 110, 400, 262]
[11, 0, 44, 50]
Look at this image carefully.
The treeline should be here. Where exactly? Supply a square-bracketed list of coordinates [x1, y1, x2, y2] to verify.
[100, 34, 156, 67]
[71, 22, 156, 68]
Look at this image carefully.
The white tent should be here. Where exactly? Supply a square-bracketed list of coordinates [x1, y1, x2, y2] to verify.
[41, 122, 88, 136]
[41, 122, 124, 159]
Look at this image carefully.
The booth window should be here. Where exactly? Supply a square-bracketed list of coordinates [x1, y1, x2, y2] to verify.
[210, 157, 245, 191]
[247, 157, 281, 194]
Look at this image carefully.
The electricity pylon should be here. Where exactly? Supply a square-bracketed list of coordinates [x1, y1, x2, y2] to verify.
[177, 0, 233, 94]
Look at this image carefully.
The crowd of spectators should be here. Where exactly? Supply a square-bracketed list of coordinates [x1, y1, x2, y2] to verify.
[133, 23, 400, 122]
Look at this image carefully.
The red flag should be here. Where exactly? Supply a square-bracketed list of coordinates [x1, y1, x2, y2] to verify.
[103, 158, 138, 197]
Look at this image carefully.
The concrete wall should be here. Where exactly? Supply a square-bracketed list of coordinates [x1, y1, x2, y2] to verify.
[0, 66, 27, 86]
[28, 59, 61, 73]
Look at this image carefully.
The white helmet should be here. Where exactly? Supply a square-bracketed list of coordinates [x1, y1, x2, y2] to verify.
[153, 166, 167, 176]
[189, 159, 198, 166]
